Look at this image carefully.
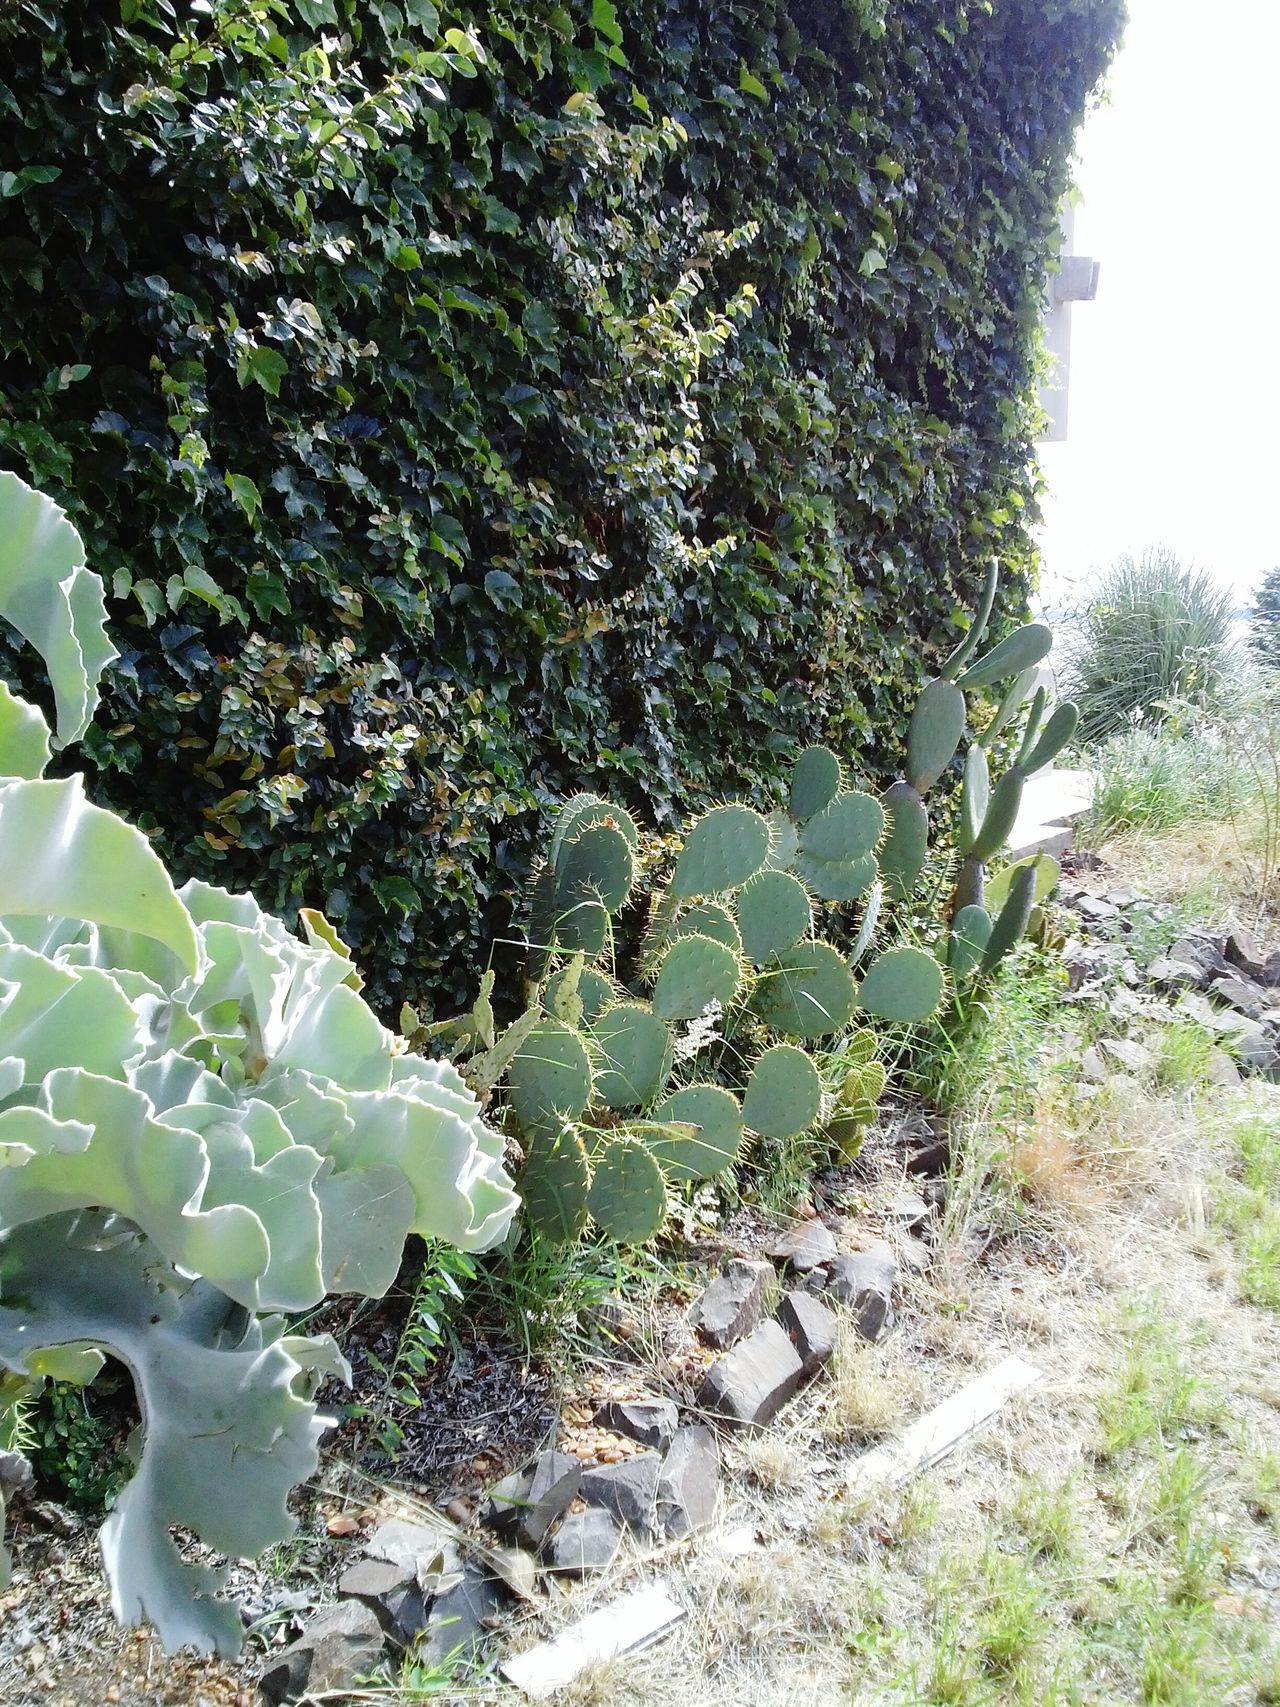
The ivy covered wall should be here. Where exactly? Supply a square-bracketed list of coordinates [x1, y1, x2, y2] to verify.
[0, 0, 1124, 1012]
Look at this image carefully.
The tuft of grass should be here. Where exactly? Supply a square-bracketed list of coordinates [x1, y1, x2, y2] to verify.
[1085, 722, 1245, 839]
[1094, 1301, 1221, 1463]
[1207, 1099, 1280, 1309]
[1007, 1473, 1083, 1563]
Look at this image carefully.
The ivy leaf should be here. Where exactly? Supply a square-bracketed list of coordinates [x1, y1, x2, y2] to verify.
[859, 247, 887, 276]
[238, 347, 287, 397]
[739, 66, 768, 99]
[225, 474, 261, 523]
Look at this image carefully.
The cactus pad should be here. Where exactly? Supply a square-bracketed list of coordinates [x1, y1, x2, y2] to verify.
[982, 666, 1038, 747]
[554, 821, 635, 914]
[526, 865, 606, 963]
[651, 932, 741, 1021]
[793, 851, 878, 903]
[672, 902, 742, 953]
[545, 962, 615, 1026]
[742, 1044, 823, 1139]
[507, 1017, 594, 1137]
[550, 794, 639, 866]
[879, 782, 929, 902]
[797, 790, 884, 865]
[906, 677, 966, 794]
[968, 764, 1024, 863]
[1022, 701, 1080, 775]
[948, 904, 993, 979]
[956, 621, 1052, 690]
[648, 1084, 745, 1180]
[956, 744, 990, 857]
[856, 945, 946, 1024]
[764, 810, 800, 870]
[591, 1003, 674, 1110]
[940, 559, 999, 680]
[753, 941, 857, 1037]
[520, 1129, 590, 1243]
[669, 804, 770, 897]
[737, 869, 812, 966]
[984, 852, 1060, 917]
[981, 861, 1038, 974]
[587, 1137, 667, 1243]
[849, 881, 883, 968]
[789, 746, 842, 821]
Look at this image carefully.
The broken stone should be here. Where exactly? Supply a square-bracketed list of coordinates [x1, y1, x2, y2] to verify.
[546, 1507, 620, 1574]
[884, 1189, 930, 1233]
[1105, 887, 1138, 908]
[596, 1397, 679, 1454]
[579, 1452, 663, 1539]
[1147, 956, 1203, 990]
[696, 1319, 805, 1429]
[338, 1558, 414, 1601]
[776, 1291, 837, 1371]
[767, 1219, 838, 1273]
[1080, 1046, 1108, 1083]
[1232, 1024, 1280, 1077]
[1205, 1048, 1243, 1087]
[823, 1244, 897, 1341]
[259, 1600, 388, 1705]
[482, 1468, 534, 1537]
[1224, 927, 1267, 978]
[690, 1257, 773, 1349]
[1097, 1037, 1148, 1074]
[1262, 951, 1280, 989]
[516, 1451, 582, 1551]
[1168, 933, 1231, 984]
[1075, 894, 1119, 922]
[420, 1565, 509, 1666]
[905, 1132, 951, 1176]
[655, 1425, 719, 1538]
[1210, 974, 1266, 1020]
[364, 1517, 454, 1574]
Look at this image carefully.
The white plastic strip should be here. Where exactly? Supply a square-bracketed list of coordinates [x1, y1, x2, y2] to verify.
[500, 1582, 686, 1699]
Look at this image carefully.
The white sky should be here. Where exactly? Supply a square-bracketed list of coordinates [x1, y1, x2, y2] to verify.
[1036, 0, 1280, 608]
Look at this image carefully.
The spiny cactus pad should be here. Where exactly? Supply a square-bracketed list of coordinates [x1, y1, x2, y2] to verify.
[856, 945, 946, 1024]
[906, 678, 966, 794]
[764, 810, 800, 871]
[742, 1044, 823, 1139]
[550, 794, 639, 866]
[948, 904, 993, 979]
[789, 746, 842, 822]
[553, 821, 635, 914]
[669, 804, 770, 897]
[797, 790, 884, 865]
[506, 1017, 594, 1137]
[753, 941, 857, 1038]
[591, 1003, 674, 1111]
[672, 902, 742, 953]
[587, 1137, 667, 1243]
[648, 1084, 745, 1180]
[956, 621, 1053, 691]
[878, 782, 929, 902]
[651, 933, 741, 1021]
[520, 1128, 590, 1243]
[792, 850, 878, 903]
[737, 869, 812, 966]
[526, 865, 606, 962]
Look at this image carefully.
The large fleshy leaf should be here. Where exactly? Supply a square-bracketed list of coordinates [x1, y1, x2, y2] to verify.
[0, 1213, 342, 1657]
[0, 680, 51, 779]
[0, 777, 198, 970]
[0, 470, 116, 749]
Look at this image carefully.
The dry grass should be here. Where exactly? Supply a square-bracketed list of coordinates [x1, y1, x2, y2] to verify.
[1093, 814, 1279, 936]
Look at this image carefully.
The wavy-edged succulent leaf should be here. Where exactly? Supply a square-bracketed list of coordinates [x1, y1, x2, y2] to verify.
[0, 1212, 342, 1658]
[0, 470, 117, 749]
[0, 943, 141, 1080]
[0, 680, 51, 779]
[0, 778, 198, 971]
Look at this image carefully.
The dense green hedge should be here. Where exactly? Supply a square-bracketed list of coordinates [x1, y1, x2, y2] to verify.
[0, 0, 1122, 1013]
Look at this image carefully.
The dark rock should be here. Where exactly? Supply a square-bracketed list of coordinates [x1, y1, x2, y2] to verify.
[420, 1566, 509, 1666]
[1262, 952, 1280, 989]
[1210, 974, 1266, 1020]
[1205, 1048, 1243, 1087]
[259, 1600, 387, 1705]
[1233, 1024, 1280, 1077]
[1224, 927, 1267, 978]
[1147, 956, 1203, 990]
[482, 1468, 534, 1537]
[691, 1257, 773, 1349]
[579, 1452, 663, 1539]
[905, 1133, 951, 1176]
[338, 1558, 414, 1600]
[697, 1319, 805, 1429]
[546, 1507, 620, 1574]
[894, 1234, 933, 1274]
[1168, 933, 1231, 984]
[655, 1425, 719, 1538]
[776, 1291, 837, 1371]
[1075, 894, 1119, 922]
[884, 1189, 930, 1233]
[596, 1397, 679, 1454]
[767, 1219, 838, 1273]
[516, 1451, 582, 1550]
[823, 1244, 897, 1341]
[0, 1450, 33, 1494]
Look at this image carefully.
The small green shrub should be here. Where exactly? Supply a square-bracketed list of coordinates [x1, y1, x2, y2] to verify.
[1065, 549, 1238, 746]
[1251, 565, 1280, 669]
[1085, 724, 1245, 839]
